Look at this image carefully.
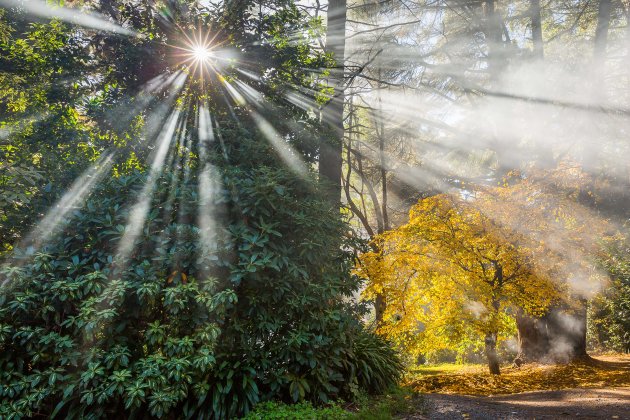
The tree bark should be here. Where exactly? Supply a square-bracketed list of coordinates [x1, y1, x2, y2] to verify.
[320, 0, 347, 203]
[515, 309, 549, 364]
[530, 0, 544, 59]
[485, 332, 501, 374]
[374, 293, 386, 326]
[594, 0, 612, 61]
[515, 304, 588, 364]
[485, 0, 510, 179]
[485, 0, 504, 77]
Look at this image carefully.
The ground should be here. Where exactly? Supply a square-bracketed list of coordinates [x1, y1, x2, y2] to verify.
[403, 354, 630, 420]
[415, 387, 630, 419]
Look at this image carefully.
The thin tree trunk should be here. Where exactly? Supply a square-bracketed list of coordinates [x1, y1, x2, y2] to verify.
[485, 332, 501, 374]
[530, 0, 544, 59]
[377, 93, 389, 233]
[485, 0, 504, 77]
[485, 0, 510, 179]
[320, 0, 347, 203]
[594, 0, 612, 61]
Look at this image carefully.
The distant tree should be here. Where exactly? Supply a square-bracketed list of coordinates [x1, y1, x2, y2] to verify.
[589, 234, 630, 353]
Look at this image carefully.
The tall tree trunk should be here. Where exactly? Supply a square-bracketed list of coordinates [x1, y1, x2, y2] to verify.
[378, 94, 389, 233]
[485, 0, 510, 179]
[530, 0, 544, 59]
[320, 0, 347, 203]
[485, 332, 501, 374]
[515, 309, 549, 364]
[594, 0, 612, 61]
[485, 0, 504, 77]
[570, 300, 588, 357]
[515, 305, 588, 363]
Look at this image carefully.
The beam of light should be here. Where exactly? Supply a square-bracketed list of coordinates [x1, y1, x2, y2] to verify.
[221, 78, 310, 177]
[197, 105, 221, 272]
[24, 152, 114, 245]
[23, 152, 115, 245]
[236, 68, 261, 81]
[233, 79, 263, 104]
[0, 113, 44, 140]
[251, 111, 309, 177]
[0, 0, 139, 37]
[159, 111, 189, 217]
[141, 71, 188, 142]
[115, 108, 181, 264]
[283, 90, 319, 113]
[222, 78, 247, 106]
[95, 72, 180, 139]
[1, 152, 115, 287]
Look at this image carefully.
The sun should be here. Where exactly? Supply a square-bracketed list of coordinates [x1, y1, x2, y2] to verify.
[191, 44, 212, 63]
[170, 29, 223, 84]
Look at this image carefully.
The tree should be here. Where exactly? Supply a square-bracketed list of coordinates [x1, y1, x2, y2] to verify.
[594, 0, 613, 61]
[475, 166, 614, 362]
[590, 234, 630, 353]
[358, 194, 558, 374]
[530, 0, 544, 59]
[0, 1, 402, 418]
[319, 0, 347, 203]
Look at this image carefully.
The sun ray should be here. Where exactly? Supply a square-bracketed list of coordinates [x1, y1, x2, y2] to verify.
[114, 106, 183, 264]
[0, 0, 139, 37]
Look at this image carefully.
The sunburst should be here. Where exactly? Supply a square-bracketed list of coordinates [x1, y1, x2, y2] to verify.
[171, 28, 223, 86]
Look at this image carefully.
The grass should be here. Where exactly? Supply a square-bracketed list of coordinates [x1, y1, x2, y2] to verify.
[408, 363, 485, 377]
[406, 354, 630, 396]
[344, 386, 425, 419]
[243, 387, 425, 419]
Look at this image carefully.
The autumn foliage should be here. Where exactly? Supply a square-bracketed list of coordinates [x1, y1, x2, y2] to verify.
[358, 167, 613, 374]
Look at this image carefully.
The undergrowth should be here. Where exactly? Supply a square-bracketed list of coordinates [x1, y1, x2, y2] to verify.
[242, 387, 424, 419]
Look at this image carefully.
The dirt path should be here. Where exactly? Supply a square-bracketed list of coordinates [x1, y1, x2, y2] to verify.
[412, 387, 630, 419]
[404, 356, 630, 419]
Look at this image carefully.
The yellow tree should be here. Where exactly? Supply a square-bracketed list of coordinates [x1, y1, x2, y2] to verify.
[476, 165, 614, 361]
[359, 194, 559, 374]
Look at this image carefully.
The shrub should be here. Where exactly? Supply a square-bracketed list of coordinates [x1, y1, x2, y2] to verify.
[243, 401, 350, 420]
[351, 332, 404, 395]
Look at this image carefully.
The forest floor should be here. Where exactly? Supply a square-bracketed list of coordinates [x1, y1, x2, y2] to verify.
[401, 354, 630, 420]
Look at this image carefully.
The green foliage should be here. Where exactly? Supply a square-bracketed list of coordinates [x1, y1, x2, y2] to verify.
[0, 2, 403, 418]
[351, 332, 404, 395]
[243, 387, 423, 420]
[243, 401, 351, 420]
[0, 172, 225, 418]
[590, 235, 630, 353]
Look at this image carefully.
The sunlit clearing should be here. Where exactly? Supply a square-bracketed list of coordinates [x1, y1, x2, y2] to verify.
[0, 0, 139, 37]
